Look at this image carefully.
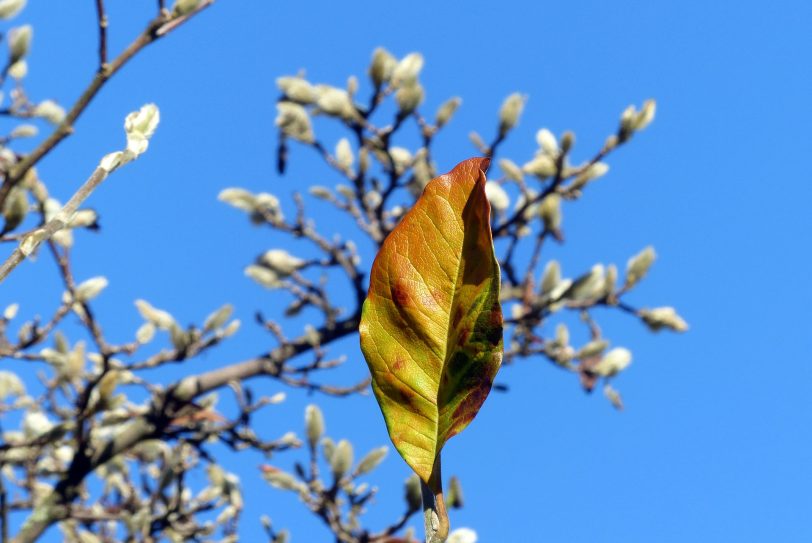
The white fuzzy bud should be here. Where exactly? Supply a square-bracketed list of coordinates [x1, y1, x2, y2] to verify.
[536, 128, 558, 155]
[261, 249, 306, 276]
[395, 82, 424, 115]
[335, 138, 354, 171]
[304, 404, 324, 450]
[74, 276, 108, 303]
[523, 155, 557, 178]
[498, 93, 526, 136]
[498, 159, 523, 182]
[134, 299, 175, 330]
[435, 97, 461, 127]
[640, 306, 688, 332]
[33, 100, 65, 125]
[123, 103, 160, 160]
[592, 347, 632, 377]
[391, 52, 424, 88]
[484, 181, 509, 213]
[8, 25, 31, 63]
[275, 102, 314, 143]
[368, 47, 397, 87]
[626, 246, 656, 287]
[276, 76, 316, 104]
[0, 0, 26, 19]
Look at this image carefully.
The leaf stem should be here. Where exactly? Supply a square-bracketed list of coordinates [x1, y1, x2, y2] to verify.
[420, 455, 449, 543]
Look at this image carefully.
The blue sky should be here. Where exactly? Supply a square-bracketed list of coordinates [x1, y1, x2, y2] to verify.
[3, 1, 812, 541]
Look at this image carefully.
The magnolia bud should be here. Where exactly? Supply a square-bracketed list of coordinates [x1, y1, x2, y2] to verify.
[498, 93, 526, 136]
[304, 404, 324, 450]
[639, 306, 688, 332]
[634, 99, 656, 131]
[498, 159, 523, 182]
[10, 124, 36, 139]
[355, 446, 388, 475]
[3, 303, 19, 320]
[261, 249, 306, 276]
[447, 476, 464, 508]
[2, 187, 28, 233]
[335, 138, 354, 171]
[8, 25, 31, 63]
[577, 340, 609, 359]
[435, 97, 461, 127]
[321, 437, 335, 463]
[315, 86, 357, 120]
[523, 155, 557, 178]
[276, 76, 316, 104]
[245, 265, 282, 289]
[0, 370, 24, 400]
[395, 82, 424, 115]
[592, 347, 632, 377]
[74, 276, 108, 303]
[484, 181, 509, 213]
[172, 0, 201, 15]
[8, 59, 25, 79]
[565, 264, 605, 302]
[447, 528, 478, 543]
[604, 264, 617, 297]
[391, 52, 423, 88]
[33, 100, 65, 125]
[539, 194, 562, 231]
[330, 439, 353, 479]
[560, 131, 575, 154]
[369, 47, 396, 87]
[626, 245, 656, 288]
[134, 299, 176, 330]
[275, 102, 314, 143]
[404, 474, 422, 511]
[136, 322, 155, 344]
[203, 304, 233, 332]
[570, 162, 609, 191]
[0, 0, 26, 19]
[536, 128, 558, 155]
[540, 260, 561, 296]
[555, 323, 569, 346]
[123, 103, 160, 160]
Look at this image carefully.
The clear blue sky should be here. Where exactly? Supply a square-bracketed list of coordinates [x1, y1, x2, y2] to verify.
[4, 1, 811, 541]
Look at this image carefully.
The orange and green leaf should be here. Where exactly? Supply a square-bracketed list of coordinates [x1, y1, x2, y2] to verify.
[359, 157, 503, 488]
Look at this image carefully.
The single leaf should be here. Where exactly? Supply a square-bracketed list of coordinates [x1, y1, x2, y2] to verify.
[359, 157, 503, 486]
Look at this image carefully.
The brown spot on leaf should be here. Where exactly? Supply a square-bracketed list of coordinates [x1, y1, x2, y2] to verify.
[392, 356, 405, 371]
[391, 281, 411, 307]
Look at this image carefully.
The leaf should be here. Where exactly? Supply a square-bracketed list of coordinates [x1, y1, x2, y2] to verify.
[359, 157, 503, 487]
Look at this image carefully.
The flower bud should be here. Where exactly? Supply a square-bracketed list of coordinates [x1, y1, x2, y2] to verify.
[3, 303, 19, 320]
[304, 404, 324, 450]
[560, 131, 575, 154]
[523, 155, 557, 178]
[540, 260, 561, 296]
[539, 194, 562, 231]
[245, 265, 282, 289]
[8, 59, 25, 79]
[447, 476, 464, 508]
[8, 25, 31, 63]
[395, 82, 424, 115]
[498, 159, 523, 182]
[33, 100, 65, 125]
[260, 249, 306, 276]
[276, 76, 316, 104]
[2, 187, 28, 233]
[369, 47, 396, 87]
[315, 86, 357, 120]
[625, 245, 656, 288]
[498, 93, 526, 136]
[330, 439, 353, 479]
[172, 0, 201, 15]
[536, 128, 558, 155]
[639, 306, 688, 332]
[74, 276, 108, 303]
[391, 52, 423, 88]
[404, 474, 422, 511]
[136, 322, 155, 344]
[577, 339, 609, 359]
[203, 304, 233, 332]
[592, 347, 632, 376]
[355, 446, 388, 475]
[0, 0, 26, 19]
[10, 124, 36, 139]
[335, 138, 354, 171]
[565, 264, 605, 302]
[634, 99, 656, 131]
[124, 103, 160, 159]
[484, 181, 509, 213]
[134, 299, 176, 330]
[570, 162, 609, 191]
[275, 102, 314, 143]
[447, 528, 477, 543]
[435, 97, 461, 128]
